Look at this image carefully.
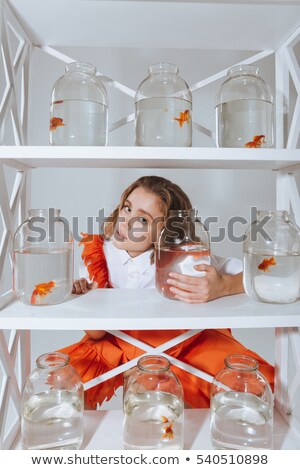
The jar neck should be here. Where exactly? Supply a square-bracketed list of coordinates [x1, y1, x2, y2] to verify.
[148, 62, 178, 75]
[65, 62, 97, 75]
[168, 208, 196, 219]
[137, 355, 170, 373]
[227, 64, 259, 78]
[36, 352, 69, 369]
[225, 354, 258, 371]
[256, 209, 289, 221]
[28, 208, 61, 219]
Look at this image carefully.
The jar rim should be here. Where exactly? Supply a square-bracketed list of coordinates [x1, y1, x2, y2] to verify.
[227, 64, 259, 77]
[65, 61, 97, 75]
[28, 208, 61, 218]
[36, 352, 70, 369]
[225, 354, 258, 371]
[256, 209, 288, 217]
[148, 62, 179, 75]
[137, 355, 170, 373]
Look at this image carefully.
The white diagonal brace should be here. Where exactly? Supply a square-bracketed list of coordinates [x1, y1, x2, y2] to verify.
[287, 173, 300, 226]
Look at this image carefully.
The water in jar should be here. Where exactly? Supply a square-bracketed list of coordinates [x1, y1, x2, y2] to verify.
[155, 245, 210, 299]
[123, 391, 184, 450]
[22, 390, 83, 450]
[210, 391, 273, 450]
[135, 97, 192, 146]
[50, 99, 108, 145]
[13, 248, 73, 305]
[243, 252, 300, 303]
[216, 99, 273, 148]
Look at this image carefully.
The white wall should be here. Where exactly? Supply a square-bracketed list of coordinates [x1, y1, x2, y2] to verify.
[27, 46, 280, 404]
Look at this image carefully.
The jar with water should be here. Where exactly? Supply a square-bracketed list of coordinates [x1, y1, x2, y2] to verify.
[210, 354, 273, 450]
[155, 209, 210, 299]
[50, 62, 108, 145]
[123, 355, 184, 450]
[216, 65, 274, 148]
[21, 352, 84, 450]
[243, 210, 300, 303]
[135, 62, 192, 146]
[13, 208, 73, 305]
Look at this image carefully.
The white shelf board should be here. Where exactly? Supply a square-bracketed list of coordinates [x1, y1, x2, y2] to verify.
[1, 291, 300, 330]
[1, 147, 300, 171]
[7, 1, 300, 51]
[12, 408, 300, 450]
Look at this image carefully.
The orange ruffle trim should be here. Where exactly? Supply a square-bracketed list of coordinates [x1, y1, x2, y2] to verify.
[79, 233, 111, 288]
[59, 234, 275, 409]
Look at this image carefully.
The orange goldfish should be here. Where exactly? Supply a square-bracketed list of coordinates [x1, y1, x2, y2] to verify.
[31, 281, 56, 305]
[245, 135, 265, 148]
[161, 416, 174, 439]
[174, 109, 191, 128]
[258, 256, 276, 272]
[50, 117, 65, 131]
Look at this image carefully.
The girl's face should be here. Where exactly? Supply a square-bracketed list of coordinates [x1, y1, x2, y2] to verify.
[112, 187, 164, 257]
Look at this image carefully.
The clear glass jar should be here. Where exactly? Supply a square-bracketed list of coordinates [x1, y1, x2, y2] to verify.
[210, 354, 273, 450]
[243, 210, 300, 303]
[21, 352, 84, 450]
[13, 208, 73, 305]
[135, 62, 192, 146]
[155, 209, 210, 299]
[215, 65, 274, 148]
[50, 62, 108, 146]
[123, 355, 184, 450]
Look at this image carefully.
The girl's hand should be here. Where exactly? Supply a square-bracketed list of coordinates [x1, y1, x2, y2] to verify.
[72, 278, 98, 295]
[167, 265, 244, 304]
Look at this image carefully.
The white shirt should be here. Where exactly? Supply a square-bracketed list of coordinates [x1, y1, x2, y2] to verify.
[79, 239, 242, 289]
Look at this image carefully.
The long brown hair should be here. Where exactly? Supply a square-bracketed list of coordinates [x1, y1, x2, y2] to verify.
[104, 175, 192, 239]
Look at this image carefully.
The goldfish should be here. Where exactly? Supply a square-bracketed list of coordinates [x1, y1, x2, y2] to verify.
[53, 100, 64, 105]
[50, 117, 65, 131]
[258, 256, 276, 272]
[245, 135, 265, 148]
[161, 416, 174, 439]
[31, 281, 56, 305]
[174, 110, 191, 128]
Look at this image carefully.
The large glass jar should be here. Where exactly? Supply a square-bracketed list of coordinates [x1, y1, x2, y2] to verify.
[21, 352, 84, 450]
[50, 62, 108, 146]
[216, 65, 274, 148]
[123, 355, 184, 450]
[135, 62, 192, 147]
[210, 354, 273, 450]
[243, 210, 300, 303]
[155, 209, 210, 299]
[13, 208, 73, 305]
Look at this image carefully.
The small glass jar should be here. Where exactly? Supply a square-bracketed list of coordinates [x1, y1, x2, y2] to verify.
[135, 62, 192, 147]
[215, 65, 274, 148]
[210, 354, 273, 450]
[21, 352, 84, 450]
[13, 208, 73, 305]
[123, 355, 184, 450]
[243, 210, 300, 303]
[50, 62, 108, 146]
[155, 209, 210, 299]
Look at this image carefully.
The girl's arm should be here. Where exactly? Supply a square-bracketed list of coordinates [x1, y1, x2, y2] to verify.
[84, 330, 107, 340]
[166, 266, 244, 304]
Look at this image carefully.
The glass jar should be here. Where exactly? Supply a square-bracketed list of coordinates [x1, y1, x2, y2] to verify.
[243, 210, 300, 303]
[50, 61, 108, 146]
[21, 352, 84, 450]
[123, 355, 184, 450]
[13, 208, 73, 305]
[135, 62, 192, 147]
[215, 65, 274, 148]
[210, 354, 273, 450]
[155, 209, 210, 299]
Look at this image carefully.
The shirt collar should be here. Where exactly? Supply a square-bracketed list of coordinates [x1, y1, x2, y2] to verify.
[111, 242, 153, 273]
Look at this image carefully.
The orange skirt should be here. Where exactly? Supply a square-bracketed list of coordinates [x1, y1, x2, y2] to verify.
[59, 328, 274, 409]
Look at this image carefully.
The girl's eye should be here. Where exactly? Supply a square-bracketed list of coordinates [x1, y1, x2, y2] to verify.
[124, 206, 131, 213]
[139, 217, 148, 225]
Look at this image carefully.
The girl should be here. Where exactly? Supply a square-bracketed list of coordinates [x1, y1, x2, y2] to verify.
[60, 176, 274, 409]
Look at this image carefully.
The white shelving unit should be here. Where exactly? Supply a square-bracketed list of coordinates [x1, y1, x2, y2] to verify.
[1, 0, 300, 450]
